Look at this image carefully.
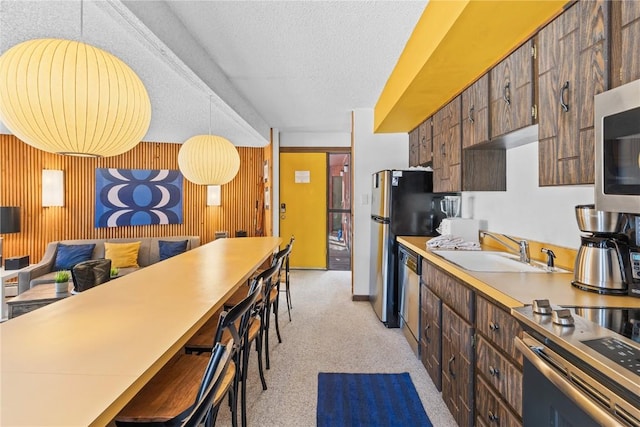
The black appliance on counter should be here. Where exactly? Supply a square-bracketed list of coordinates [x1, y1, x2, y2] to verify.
[512, 301, 640, 427]
[369, 169, 455, 327]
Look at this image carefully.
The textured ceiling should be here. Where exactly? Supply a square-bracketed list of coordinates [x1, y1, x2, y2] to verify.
[0, 0, 426, 146]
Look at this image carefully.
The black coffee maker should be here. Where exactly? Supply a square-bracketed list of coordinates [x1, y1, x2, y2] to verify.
[623, 213, 640, 297]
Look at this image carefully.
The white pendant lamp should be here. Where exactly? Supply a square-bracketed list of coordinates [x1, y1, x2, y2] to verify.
[0, 38, 151, 157]
[178, 134, 240, 185]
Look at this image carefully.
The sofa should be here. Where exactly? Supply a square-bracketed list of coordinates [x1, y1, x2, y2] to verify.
[17, 236, 200, 294]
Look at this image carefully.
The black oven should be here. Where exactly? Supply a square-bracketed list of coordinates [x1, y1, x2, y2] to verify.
[512, 304, 640, 427]
[517, 333, 640, 427]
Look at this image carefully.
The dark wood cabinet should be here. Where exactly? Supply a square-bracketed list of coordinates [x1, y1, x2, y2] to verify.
[538, 0, 608, 186]
[442, 304, 474, 427]
[421, 284, 442, 391]
[476, 375, 522, 427]
[489, 40, 535, 139]
[422, 259, 474, 426]
[462, 74, 490, 148]
[432, 96, 462, 192]
[408, 119, 433, 167]
[611, 0, 640, 88]
[409, 126, 420, 167]
[418, 118, 433, 165]
[475, 295, 523, 425]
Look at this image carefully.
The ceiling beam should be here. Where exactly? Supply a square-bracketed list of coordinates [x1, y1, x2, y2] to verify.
[121, 0, 271, 141]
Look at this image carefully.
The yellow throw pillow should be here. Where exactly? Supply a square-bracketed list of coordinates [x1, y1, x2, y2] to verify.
[104, 241, 141, 268]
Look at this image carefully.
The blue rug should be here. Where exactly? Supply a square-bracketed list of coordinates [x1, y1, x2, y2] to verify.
[317, 372, 433, 427]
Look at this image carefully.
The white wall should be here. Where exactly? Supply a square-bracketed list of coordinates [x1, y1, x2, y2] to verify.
[271, 129, 280, 237]
[280, 131, 351, 147]
[352, 108, 409, 296]
[462, 141, 594, 249]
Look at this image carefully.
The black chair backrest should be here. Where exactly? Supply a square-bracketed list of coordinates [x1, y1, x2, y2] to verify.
[183, 341, 233, 427]
[256, 258, 282, 293]
[71, 259, 112, 292]
[213, 278, 262, 350]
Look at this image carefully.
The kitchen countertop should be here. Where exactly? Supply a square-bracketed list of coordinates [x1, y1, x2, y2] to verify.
[398, 236, 639, 309]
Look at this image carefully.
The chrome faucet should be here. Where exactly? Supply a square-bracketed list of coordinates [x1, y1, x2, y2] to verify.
[480, 231, 530, 264]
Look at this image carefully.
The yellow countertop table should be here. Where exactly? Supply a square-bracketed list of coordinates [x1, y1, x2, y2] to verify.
[398, 236, 638, 309]
[0, 236, 281, 426]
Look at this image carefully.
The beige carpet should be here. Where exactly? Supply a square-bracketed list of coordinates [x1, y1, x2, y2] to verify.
[213, 269, 458, 426]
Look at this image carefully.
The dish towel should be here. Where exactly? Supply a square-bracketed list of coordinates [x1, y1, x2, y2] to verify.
[427, 234, 481, 250]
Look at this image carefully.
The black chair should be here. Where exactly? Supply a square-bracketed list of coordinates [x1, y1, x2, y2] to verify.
[182, 342, 234, 427]
[115, 339, 235, 427]
[256, 259, 282, 371]
[115, 280, 262, 427]
[184, 278, 266, 427]
[277, 237, 295, 321]
[71, 259, 111, 293]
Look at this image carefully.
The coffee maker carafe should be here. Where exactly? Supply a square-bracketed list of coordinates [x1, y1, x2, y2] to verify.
[573, 205, 630, 295]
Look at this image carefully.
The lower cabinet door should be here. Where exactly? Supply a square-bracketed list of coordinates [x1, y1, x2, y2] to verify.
[476, 375, 522, 427]
[442, 304, 474, 427]
[476, 336, 523, 416]
[421, 286, 442, 391]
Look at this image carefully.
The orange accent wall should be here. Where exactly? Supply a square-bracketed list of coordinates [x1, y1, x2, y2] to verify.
[0, 134, 264, 262]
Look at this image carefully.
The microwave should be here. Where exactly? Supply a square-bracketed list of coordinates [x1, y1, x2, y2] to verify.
[595, 78, 640, 214]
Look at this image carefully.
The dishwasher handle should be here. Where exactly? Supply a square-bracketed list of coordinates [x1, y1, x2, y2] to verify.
[400, 248, 419, 274]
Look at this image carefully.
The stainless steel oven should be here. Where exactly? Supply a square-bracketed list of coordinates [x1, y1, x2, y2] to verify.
[595, 78, 640, 214]
[512, 303, 640, 427]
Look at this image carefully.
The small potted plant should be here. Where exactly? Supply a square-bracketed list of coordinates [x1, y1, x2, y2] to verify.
[110, 267, 120, 279]
[54, 270, 70, 293]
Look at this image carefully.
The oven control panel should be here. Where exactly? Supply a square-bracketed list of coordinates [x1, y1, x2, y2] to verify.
[582, 337, 640, 375]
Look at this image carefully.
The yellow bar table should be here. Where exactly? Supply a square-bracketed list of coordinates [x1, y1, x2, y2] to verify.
[0, 236, 281, 426]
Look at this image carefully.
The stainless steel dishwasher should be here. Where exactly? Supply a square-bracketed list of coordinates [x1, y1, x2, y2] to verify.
[399, 246, 420, 356]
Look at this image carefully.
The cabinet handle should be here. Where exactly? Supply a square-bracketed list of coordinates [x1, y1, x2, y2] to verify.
[560, 81, 569, 112]
[488, 410, 500, 423]
[503, 82, 511, 105]
[489, 366, 500, 378]
[440, 143, 446, 157]
[489, 321, 500, 332]
[423, 324, 431, 343]
[447, 355, 455, 378]
[469, 105, 475, 124]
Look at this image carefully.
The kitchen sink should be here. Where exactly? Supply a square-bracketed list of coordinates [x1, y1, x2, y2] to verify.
[432, 250, 570, 273]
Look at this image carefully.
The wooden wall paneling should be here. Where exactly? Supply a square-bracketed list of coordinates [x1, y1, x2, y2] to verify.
[0, 135, 264, 262]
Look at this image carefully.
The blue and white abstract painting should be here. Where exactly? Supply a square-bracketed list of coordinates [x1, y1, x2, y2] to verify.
[95, 168, 183, 227]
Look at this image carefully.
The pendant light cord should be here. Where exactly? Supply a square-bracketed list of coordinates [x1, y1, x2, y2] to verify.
[80, 0, 84, 39]
[208, 95, 212, 135]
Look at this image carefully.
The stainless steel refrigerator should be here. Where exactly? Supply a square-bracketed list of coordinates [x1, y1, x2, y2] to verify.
[369, 170, 452, 327]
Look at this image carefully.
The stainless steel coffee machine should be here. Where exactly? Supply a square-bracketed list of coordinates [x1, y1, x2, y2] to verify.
[572, 205, 639, 295]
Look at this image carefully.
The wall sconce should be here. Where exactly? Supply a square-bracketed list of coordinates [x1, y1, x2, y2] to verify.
[207, 185, 221, 206]
[343, 164, 349, 173]
[42, 170, 64, 207]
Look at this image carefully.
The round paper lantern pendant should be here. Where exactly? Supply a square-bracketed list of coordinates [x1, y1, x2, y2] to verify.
[0, 38, 151, 157]
[178, 135, 240, 185]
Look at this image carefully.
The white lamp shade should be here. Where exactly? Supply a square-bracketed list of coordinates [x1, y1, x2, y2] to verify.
[207, 185, 221, 206]
[42, 170, 64, 207]
[178, 135, 240, 185]
[0, 39, 151, 157]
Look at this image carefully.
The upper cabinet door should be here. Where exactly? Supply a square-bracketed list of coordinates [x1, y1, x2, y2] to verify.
[538, 0, 608, 186]
[418, 118, 433, 166]
[611, 1, 640, 87]
[461, 74, 489, 148]
[409, 127, 420, 167]
[433, 97, 461, 193]
[489, 40, 535, 139]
